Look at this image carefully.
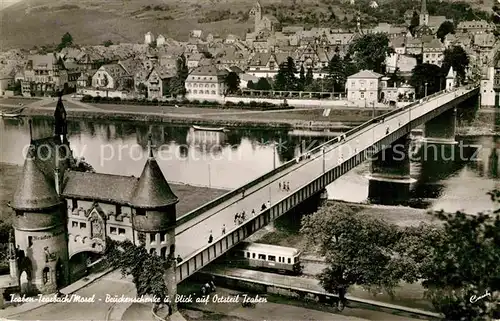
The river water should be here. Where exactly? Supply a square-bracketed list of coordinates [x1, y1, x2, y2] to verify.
[0, 116, 499, 215]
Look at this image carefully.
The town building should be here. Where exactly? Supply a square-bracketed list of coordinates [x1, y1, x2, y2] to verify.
[145, 66, 175, 99]
[346, 70, 383, 106]
[422, 38, 445, 66]
[20, 54, 70, 96]
[185, 65, 227, 98]
[4, 97, 179, 295]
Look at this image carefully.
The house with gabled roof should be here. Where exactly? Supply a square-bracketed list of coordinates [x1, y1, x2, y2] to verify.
[146, 66, 176, 99]
[91, 64, 127, 89]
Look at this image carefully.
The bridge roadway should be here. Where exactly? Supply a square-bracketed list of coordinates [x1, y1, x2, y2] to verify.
[174, 86, 478, 283]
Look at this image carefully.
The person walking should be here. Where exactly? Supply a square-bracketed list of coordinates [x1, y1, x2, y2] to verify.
[251, 209, 255, 217]
[208, 231, 213, 243]
[241, 210, 246, 221]
[221, 224, 226, 235]
[261, 203, 266, 211]
[279, 182, 282, 190]
[266, 200, 271, 208]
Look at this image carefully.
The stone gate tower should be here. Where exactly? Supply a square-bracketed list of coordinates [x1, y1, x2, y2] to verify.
[130, 135, 179, 309]
[9, 96, 70, 294]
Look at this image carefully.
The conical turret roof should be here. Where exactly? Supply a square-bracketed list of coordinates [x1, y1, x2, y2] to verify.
[446, 66, 455, 79]
[11, 146, 61, 211]
[130, 141, 178, 209]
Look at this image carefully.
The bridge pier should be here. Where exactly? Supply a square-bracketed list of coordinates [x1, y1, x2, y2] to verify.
[368, 134, 414, 205]
[423, 107, 457, 144]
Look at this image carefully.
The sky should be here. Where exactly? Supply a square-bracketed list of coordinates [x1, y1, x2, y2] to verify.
[0, 0, 23, 11]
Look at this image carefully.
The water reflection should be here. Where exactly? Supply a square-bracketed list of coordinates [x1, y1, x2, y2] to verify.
[0, 116, 498, 214]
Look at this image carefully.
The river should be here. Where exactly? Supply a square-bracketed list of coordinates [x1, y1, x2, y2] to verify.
[0, 115, 499, 216]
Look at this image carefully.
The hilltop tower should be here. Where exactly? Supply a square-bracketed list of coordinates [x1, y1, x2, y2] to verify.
[250, 1, 263, 33]
[419, 0, 429, 26]
[130, 135, 179, 310]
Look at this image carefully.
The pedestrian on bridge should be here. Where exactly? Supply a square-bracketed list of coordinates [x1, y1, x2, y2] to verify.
[208, 231, 213, 244]
[234, 213, 239, 225]
[221, 224, 226, 235]
[266, 200, 271, 208]
[252, 209, 256, 216]
[261, 203, 266, 211]
[241, 210, 246, 221]
[279, 182, 282, 190]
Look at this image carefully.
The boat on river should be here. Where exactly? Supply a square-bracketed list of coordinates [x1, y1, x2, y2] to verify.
[1, 107, 25, 118]
[0, 111, 21, 118]
[192, 125, 228, 132]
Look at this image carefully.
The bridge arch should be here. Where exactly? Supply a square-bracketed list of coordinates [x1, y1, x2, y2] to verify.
[68, 250, 103, 283]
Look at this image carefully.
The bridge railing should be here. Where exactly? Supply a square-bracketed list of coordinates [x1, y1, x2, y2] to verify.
[176, 86, 476, 228]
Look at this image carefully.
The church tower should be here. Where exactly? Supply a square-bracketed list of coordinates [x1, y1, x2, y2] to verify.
[251, 1, 263, 33]
[130, 135, 179, 310]
[419, 0, 429, 26]
[10, 96, 70, 294]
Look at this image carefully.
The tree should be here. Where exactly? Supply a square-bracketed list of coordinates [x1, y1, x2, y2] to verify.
[103, 40, 113, 47]
[409, 11, 419, 36]
[102, 74, 109, 88]
[441, 46, 470, 84]
[413, 190, 500, 320]
[410, 63, 443, 98]
[247, 80, 255, 89]
[436, 21, 455, 42]
[255, 77, 272, 90]
[299, 65, 306, 91]
[170, 54, 189, 97]
[300, 202, 405, 309]
[137, 83, 148, 98]
[326, 54, 345, 92]
[224, 72, 240, 95]
[347, 33, 394, 73]
[305, 68, 314, 88]
[57, 32, 73, 51]
[388, 68, 401, 87]
[105, 237, 172, 311]
[274, 56, 298, 91]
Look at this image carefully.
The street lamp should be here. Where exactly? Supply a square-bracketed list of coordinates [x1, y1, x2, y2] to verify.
[272, 141, 277, 170]
[208, 163, 211, 188]
[322, 147, 326, 173]
[424, 82, 428, 97]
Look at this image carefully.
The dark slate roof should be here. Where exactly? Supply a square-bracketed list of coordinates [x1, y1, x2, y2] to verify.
[131, 155, 178, 208]
[11, 146, 61, 211]
[62, 171, 138, 204]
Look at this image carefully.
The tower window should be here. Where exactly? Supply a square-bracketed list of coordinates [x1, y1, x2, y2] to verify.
[72, 221, 78, 228]
[160, 247, 167, 259]
[150, 233, 156, 244]
[80, 222, 86, 229]
[118, 228, 125, 235]
[42, 267, 50, 284]
[28, 236, 33, 248]
[116, 206, 121, 215]
[72, 199, 78, 210]
[110, 227, 117, 235]
[136, 209, 146, 216]
[150, 248, 157, 255]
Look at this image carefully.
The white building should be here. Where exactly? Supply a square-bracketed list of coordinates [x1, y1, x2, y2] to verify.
[156, 35, 166, 46]
[185, 65, 227, 99]
[145, 32, 155, 45]
[346, 70, 383, 106]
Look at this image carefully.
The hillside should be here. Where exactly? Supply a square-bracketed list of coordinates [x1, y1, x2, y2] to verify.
[0, 0, 495, 50]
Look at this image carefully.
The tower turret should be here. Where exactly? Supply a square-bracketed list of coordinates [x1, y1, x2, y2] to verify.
[54, 93, 67, 143]
[419, 0, 429, 26]
[10, 145, 69, 294]
[131, 134, 179, 309]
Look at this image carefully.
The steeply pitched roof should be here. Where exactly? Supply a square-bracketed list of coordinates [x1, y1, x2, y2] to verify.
[63, 171, 137, 204]
[11, 146, 61, 211]
[131, 147, 178, 209]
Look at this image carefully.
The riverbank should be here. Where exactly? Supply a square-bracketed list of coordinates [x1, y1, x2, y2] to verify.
[2, 102, 498, 134]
